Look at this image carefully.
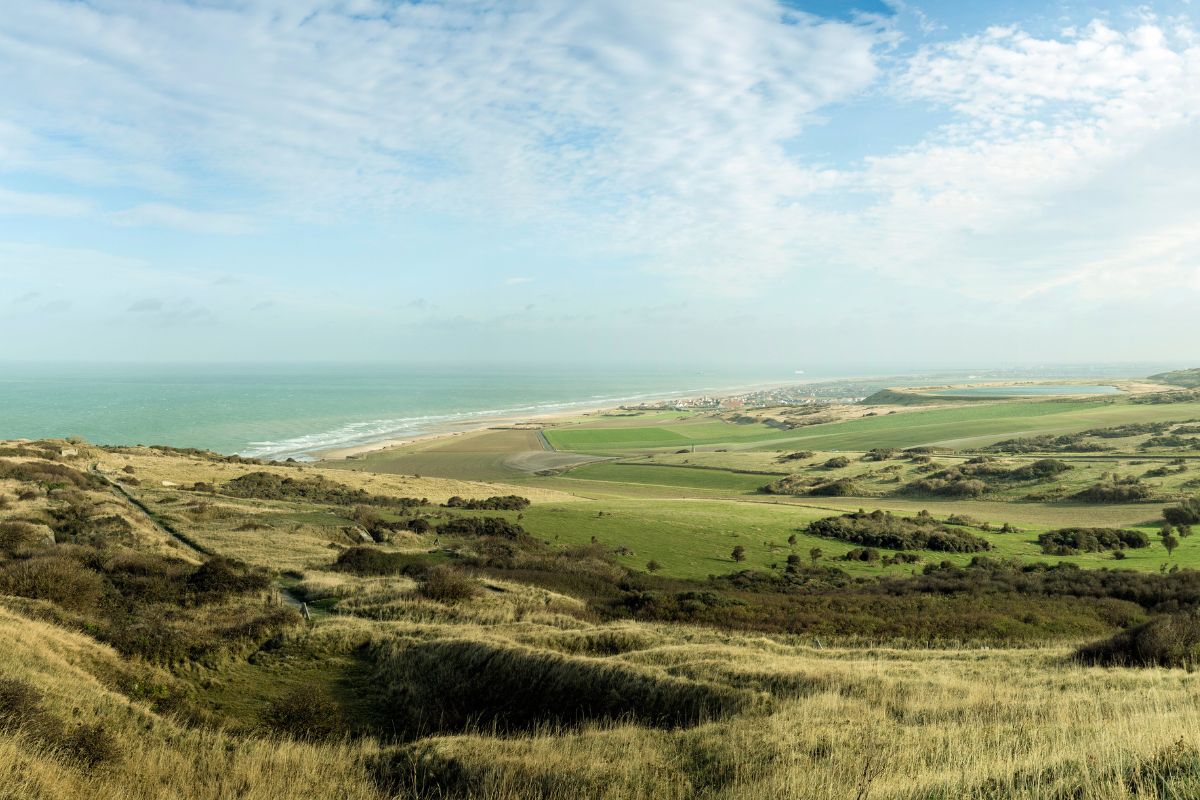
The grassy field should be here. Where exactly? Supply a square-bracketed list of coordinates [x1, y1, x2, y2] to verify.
[8, 386, 1200, 798]
[516, 497, 1189, 579]
[545, 399, 1200, 453]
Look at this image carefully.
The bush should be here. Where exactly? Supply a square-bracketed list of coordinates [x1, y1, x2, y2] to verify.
[808, 478, 860, 497]
[1007, 459, 1073, 480]
[807, 510, 992, 553]
[221, 471, 427, 508]
[418, 566, 479, 602]
[0, 521, 53, 552]
[822, 457, 850, 469]
[1164, 498, 1200, 527]
[445, 495, 530, 511]
[0, 554, 106, 611]
[186, 557, 271, 598]
[334, 546, 425, 576]
[261, 685, 345, 740]
[1072, 478, 1154, 502]
[1076, 611, 1200, 667]
[438, 517, 526, 539]
[1037, 527, 1151, 555]
[0, 459, 106, 490]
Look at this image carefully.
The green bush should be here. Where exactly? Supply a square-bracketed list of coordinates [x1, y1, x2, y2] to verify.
[808, 510, 992, 553]
[445, 495, 530, 511]
[418, 566, 479, 602]
[438, 517, 526, 539]
[261, 685, 345, 740]
[1072, 477, 1154, 502]
[1037, 528, 1151, 555]
[1075, 611, 1200, 667]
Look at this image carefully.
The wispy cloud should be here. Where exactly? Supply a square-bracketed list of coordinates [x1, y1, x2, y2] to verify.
[0, 0, 1197, 336]
[109, 203, 255, 235]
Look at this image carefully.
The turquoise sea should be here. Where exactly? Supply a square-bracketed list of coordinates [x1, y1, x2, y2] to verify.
[0, 364, 797, 460]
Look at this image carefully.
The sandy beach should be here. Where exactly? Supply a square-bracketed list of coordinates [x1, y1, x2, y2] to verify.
[310, 378, 821, 462]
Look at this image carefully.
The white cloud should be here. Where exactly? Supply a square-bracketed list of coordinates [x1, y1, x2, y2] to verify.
[1, 2, 1198, 307]
[839, 19, 1200, 299]
[0, 0, 886, 287]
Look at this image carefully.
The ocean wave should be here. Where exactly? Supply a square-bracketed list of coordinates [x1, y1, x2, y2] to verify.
[235, 382, 781, 461]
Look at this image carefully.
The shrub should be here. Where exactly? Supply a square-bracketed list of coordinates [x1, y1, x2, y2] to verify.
[0, 554, 106, 611]
[186, 557, 271, 598]
[1164, 498, 1200, 527]
[445, 495, 530, 511]
[0, 521, 53, 552]
[221, 471, 427, 508]
[778, 451, 814, 461]
[438, 517, 526, 539]
[418, 566, 479, 602]
[808, 478, 860, 497]
[843, 547, 881, 562]
[261, 685, 345, 740]
[905, 475, 987, 498]
[334, 546, 424, 576]
[822, 456, 850, 469]
[1076, 611, 1200, 667]
[808, 510, 992, 553]
[1007, 459, 1073, 480]
[1072, 478, 1154, 502]
[0, 459, 106, 490]
[1037, 528, 1151, 555]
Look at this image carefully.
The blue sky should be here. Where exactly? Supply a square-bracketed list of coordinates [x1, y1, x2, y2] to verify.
[2, 0, 1199, 367]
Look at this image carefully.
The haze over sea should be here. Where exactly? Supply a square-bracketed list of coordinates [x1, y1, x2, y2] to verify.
[0, 363, 807, 461]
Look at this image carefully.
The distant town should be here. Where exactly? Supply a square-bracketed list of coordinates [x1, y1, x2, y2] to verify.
[620, 381, 874, 411]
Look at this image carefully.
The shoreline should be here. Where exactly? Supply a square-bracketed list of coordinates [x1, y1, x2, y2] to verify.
[307, 377, 821, 462]
[307, 375, 1143, 463]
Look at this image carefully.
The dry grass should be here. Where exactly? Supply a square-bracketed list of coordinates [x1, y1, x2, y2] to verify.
[7, 442, 1200, 799]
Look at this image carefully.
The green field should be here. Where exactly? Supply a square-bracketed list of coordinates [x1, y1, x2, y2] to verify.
[545, 399, 1200, 454]
[557, 463, 771, 492]
[518, 497, 1186, 579]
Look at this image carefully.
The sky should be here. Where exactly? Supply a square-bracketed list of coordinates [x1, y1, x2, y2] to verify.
[1, 0, 1199, 368]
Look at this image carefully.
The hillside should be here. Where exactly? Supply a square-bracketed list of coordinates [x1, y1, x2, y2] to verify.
[6, 411, 1200, 797]
[1150, 367, 1200, 388]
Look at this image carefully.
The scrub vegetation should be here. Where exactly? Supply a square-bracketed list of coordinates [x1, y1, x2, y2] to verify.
[12, 378, 1200, 798]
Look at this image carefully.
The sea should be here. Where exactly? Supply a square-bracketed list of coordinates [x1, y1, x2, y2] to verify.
[0, 363, 803, 461]
[0, 363, 1169, 461]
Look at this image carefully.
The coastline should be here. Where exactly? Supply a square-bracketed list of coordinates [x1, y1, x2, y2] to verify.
[307, 375, 1144, 463]
[308, 378, 818, 462]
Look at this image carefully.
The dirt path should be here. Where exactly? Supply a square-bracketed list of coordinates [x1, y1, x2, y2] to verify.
[90, 463, 213, 556]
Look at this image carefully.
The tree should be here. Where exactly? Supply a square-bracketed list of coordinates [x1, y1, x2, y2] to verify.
[809, 547, 823, 564]
[1161, 534, 1180, 561]
[645, 560, 661, 573]
[731, 545, 746, 563]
